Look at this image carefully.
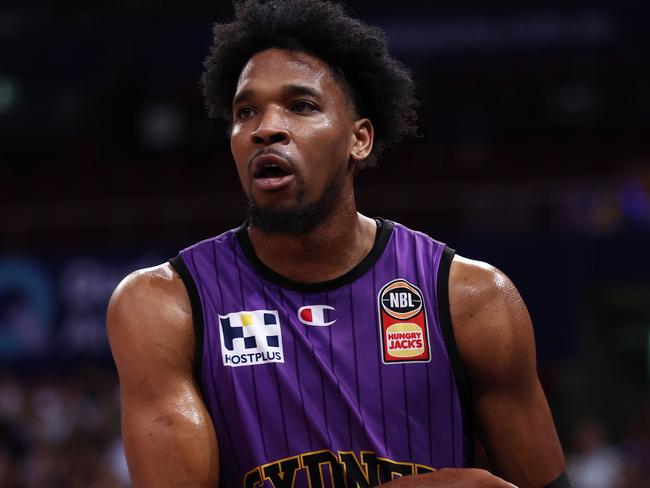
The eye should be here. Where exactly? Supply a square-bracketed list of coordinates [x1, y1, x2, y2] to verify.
[236, 106, 255, 120]
[291, 100, 317, 114]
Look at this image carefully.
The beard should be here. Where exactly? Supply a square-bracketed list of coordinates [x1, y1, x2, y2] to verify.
[247, 169, 346, 235]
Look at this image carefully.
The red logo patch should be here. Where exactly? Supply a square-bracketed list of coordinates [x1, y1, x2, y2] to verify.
[378, 279, 430, 364]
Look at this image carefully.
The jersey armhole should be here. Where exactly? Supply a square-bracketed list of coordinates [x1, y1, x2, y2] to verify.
[169, 254, 205, 385]
[437, 245, 475, 464]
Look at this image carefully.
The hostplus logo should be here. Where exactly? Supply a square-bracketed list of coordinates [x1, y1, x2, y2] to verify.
[218, 310, 284, 367]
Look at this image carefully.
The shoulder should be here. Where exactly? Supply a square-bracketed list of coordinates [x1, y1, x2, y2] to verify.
[448, 254, 536, 391]
[107, 262, 196, 372]
[448, 254, 525, 321]
[108, 262, 191, 330]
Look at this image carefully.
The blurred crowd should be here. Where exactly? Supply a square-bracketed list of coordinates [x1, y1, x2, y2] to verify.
[0, 368, 129, 488]
[0, 367, 648, 487]
[568, 412, 650, 488]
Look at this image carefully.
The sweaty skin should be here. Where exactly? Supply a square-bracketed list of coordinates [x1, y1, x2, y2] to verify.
[107, 48, 566, 487]
[372, 256, 567, 487]
[230, 49, 377, 282]
[108, 264, 219, 487]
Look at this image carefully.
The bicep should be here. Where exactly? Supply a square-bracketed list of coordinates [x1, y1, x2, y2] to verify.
[107, 266, 218, 487]
[449, 256, 565, 488]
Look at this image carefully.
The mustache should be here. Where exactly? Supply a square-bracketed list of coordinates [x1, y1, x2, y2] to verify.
[247, 148, 296, 173]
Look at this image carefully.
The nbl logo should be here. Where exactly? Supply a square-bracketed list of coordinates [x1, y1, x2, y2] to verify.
[380, 282, 422, 319]
[218, 310, 284, 367]
[378, 279, 430, 364]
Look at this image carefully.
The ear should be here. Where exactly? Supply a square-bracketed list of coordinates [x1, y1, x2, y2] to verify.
[349, 118, 374, 163]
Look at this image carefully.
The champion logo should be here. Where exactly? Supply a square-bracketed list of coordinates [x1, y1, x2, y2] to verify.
[298, 305, 336, 327]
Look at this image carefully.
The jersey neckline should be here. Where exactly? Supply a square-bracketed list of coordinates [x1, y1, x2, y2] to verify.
[235, 217, 394, 293]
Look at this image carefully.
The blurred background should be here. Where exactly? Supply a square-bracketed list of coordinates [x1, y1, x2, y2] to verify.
[1, 0, 649, 486]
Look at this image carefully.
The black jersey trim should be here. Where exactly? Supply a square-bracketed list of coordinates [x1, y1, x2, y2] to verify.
[235, 218, 394, 293]
[169, 254, 204, 384]
[437, 245, 475, 465]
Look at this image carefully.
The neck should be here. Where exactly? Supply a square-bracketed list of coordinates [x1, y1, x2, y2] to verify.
[247, 195, 377, 283]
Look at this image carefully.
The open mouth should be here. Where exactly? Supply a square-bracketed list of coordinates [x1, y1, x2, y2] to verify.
[250, 154, 295, 191]
[254, 163, 291, 179]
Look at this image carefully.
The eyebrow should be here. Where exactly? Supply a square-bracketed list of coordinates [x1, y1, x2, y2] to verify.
[232, 84, 322, 108]
[284, 84, 321, 100]
[232, 89, 254, 108]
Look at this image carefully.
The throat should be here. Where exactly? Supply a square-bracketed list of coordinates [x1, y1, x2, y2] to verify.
[247, 213, 377, 284]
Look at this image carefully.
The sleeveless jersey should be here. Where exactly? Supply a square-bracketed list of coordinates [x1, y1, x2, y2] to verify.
[170, 218, 472, 488]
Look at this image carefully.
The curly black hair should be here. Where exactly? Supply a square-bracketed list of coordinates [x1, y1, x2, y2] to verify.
[201, 0, 418, 166]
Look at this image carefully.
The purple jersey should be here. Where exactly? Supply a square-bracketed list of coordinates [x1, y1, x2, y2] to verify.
[170, 219, 473, 487]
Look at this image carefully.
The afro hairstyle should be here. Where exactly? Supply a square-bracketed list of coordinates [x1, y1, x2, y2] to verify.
[201, 0, 418, 166]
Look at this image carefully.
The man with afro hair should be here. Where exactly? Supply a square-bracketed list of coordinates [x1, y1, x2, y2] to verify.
[108, 1, 571, 487]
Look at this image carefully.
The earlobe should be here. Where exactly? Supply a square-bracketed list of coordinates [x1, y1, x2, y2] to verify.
[350, 118, 374, 162]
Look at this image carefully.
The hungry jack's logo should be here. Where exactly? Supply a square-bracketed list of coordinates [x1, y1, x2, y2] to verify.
[378, 279, 430, 364]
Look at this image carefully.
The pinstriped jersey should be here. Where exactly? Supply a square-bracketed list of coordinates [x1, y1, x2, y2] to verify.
[170, 218, 472, 488]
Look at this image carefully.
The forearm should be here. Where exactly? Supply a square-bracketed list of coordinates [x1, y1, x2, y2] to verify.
[379, 469, 570, 488]
[378, 468, 517, 487]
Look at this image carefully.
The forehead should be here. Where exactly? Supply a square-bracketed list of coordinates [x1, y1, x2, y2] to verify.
[235, 48, 346, 99]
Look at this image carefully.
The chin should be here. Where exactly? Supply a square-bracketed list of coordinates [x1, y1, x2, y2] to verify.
[247, 169, 346, 235]
[247, 200, 323, 235]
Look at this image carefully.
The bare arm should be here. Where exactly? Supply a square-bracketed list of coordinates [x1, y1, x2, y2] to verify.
[381, 255, 566, 488]
[448, 255, 566, 487]
[107, 263, 218, 487]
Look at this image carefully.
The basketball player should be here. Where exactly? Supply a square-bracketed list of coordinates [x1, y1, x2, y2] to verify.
[107, 1, 571, 486]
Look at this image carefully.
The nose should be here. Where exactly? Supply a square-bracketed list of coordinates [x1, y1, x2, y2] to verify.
[251, 108, 290, 145]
